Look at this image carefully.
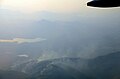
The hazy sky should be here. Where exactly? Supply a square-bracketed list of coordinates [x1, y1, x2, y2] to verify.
[1, 0, 88, 13]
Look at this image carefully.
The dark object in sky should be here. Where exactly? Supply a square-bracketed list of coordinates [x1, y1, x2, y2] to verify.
[87, 0, 120, 7]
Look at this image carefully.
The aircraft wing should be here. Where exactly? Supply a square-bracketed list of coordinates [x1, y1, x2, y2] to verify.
[87, 0, 120, 7]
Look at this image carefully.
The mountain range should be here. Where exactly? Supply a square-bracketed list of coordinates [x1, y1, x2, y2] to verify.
[11, 52, 120, 79]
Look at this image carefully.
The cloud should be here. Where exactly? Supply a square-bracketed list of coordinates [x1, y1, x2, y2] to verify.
[18, 54, 29, 58]
[0, 38, 46, 44]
